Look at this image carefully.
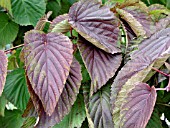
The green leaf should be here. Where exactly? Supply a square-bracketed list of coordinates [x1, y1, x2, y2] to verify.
[11, 0, 46, 26]
[4, 68, 30, 110]
[0, 12, 19, 46]
[0, 0, 12, 14]
[0, 109, 24, 128]
[0, 94, 7, 116]
[21, 117, 36, 128]
[146, 108, 163, 128]
[53, 94, 86, 128]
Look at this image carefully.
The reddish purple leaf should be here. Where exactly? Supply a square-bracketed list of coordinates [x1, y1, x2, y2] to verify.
[111, 28, 170, 114]
[0, 50, 7, 96]
[25, 75, 43, 117]
[118, 6, 155, 37]
[78, 36, 122, 95]
[36, 58, 82, 128]
[24, 30, 73, 116]
[120, 83, 157, 128]
[49, 14, 69, 32]
[69, 0, 121, 54]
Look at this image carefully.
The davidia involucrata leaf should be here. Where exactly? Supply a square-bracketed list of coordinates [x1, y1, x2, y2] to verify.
[24, 30, 73, 116]
[111, 28, 170, 127]
[78, 36, 122, 94]
[69, 0, 121, 54]
[36, 58, 82, 128]
[0, 50, 7, 96]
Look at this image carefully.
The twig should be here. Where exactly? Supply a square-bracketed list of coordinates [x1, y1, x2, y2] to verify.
[152, 67, 170, 77]
[4, 44, 24, 54]
[156, 103, 170, 108]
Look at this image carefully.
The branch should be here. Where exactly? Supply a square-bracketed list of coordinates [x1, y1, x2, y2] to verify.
[4, 44, 24, 54]
[152, 67, 170, 77]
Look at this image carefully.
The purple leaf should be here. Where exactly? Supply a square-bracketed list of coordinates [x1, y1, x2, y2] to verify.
[111, 28, 170, 126]
[49, 14, 69, 32]
[24, 30, 73, 116]
[36, 58, 82, 128]
[120, 83, 157, 128]
[78, 36, 122, 94]
[118, 6, 155, 37]
[83, 83, 114, 128]
[0, 50, 7, 96]
[69, 0, 121, 54]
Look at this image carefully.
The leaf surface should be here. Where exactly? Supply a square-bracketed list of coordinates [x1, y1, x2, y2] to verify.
[0, 109, 24, 128]
[53, 94, 86, 128]
[11, 0, 46, 26]
[111, 28, 170, 126]
[36, 58, 82, 128]
[49, 14, 69, 32]
[85, 84, 114, 128]
[78, 36, 122, 94]
[0, 0, 12, 14]
[117, 6, 155, 37]
[24, 30, 73, 116]
[0, 12, 19, 45]
[69, 0, 120, 54]
[0, 95, 7, 116]
[0, 50, 7, 96]
[146, 108, 163, 128]
[4, 68, 30, 110]
[119, 83, 157, 128]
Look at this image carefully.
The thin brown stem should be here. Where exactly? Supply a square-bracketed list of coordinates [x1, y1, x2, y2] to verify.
[4, 44, 24, 54]
[152, 67, 170, 77]
[156, 103, 170, 108]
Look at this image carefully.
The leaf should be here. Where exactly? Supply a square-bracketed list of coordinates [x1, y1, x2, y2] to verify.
[53, 94, 86, 128]
[155, 15, 170, 32]
[4, 68, 30, 110]
[131, 28, 170, 59]
[11, 0, 46, 26]
[49, 14, 69, 32]
[0, 50, 7, 96]
[22, 99, 38, 118]
[119, 83, 157, 128]
[69, 0, 121, 54]
[0, 109, 24, 128]
[78, 36, 122, 94]
[24, 30, 73, 116]
[0, 94, 7, 116]
[146, 108, 163, 128]
[117, 6, 155, 37]
[21, 117, 36, 128]
[51, 17, 70, 33]
[165, 62, 170, 71]
[0, 0, 12, 14]
[0, 12, 19, 46]
[36, 58, 82, 128]
[85, 84, 114, 128]
[111, 28, 170, 126]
